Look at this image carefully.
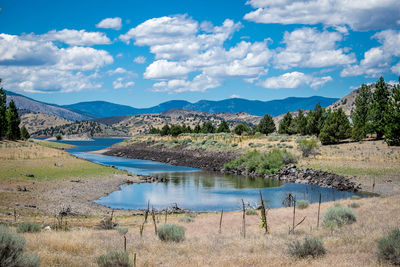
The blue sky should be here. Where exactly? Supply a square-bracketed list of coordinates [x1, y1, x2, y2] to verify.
[0, 0, 399, 107]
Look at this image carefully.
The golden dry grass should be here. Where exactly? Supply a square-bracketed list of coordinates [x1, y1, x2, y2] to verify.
[12, 194, 397, 266]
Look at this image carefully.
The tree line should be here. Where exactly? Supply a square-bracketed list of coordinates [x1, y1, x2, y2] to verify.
[149, 77, 400, 146]
[0, 80, 30, 141]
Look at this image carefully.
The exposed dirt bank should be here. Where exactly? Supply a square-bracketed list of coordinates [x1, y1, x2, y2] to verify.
[103, 142, 238, 171]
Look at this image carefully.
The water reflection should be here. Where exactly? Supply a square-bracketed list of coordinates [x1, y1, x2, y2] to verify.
[49, 138, 361, 212]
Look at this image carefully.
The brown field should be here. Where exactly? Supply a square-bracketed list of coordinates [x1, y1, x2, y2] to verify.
[1, 137, 400, 266]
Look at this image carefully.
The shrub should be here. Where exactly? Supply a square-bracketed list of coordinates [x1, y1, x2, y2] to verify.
[323, 205, 356, 227]
[297, 200, 309, 209]
[234, 124, 250, 135]
[377, 228, 400, 265]
[297, 138, 318, 157]
[17, 222, 41, 233]
[351, 195, 361, 200]
[55, 134, 62, 140]
[288, 236, 326, 258]
[178, 215, 195, 223]
[157, 224, 185, 242]
[0, 225, 40, 267]
[348, 202, 360, 208]
[97, 250, 132, 267]
[224, 149, 297, 175]
[245, 209, 258, 215]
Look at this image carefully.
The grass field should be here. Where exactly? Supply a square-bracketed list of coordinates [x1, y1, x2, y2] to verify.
[4, 194, 396, 266]
[0, 140, 121, 181]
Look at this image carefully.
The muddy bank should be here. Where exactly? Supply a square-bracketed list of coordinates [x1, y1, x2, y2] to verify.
[104, 142, 238, 171]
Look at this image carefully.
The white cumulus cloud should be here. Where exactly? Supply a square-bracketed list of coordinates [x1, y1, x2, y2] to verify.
[133, 56, 146, 64]
[40, 29, 111, 46]
[244, 0, 400, 31]
[260, 71, 332, 89]
[96, 17, 122, 30]
[113, 77, 135, 89]
[144, 60, 192, 79]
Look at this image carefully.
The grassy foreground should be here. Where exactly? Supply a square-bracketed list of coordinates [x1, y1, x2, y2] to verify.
[6, 194, 397, 266]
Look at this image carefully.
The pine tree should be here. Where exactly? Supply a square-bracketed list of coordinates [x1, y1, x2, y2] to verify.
[257, 113, 276, 135]
[201, 122, 215, 133]
[369, 77, 389, 139]
[216, 120, 230, 133]
[193, 124, 201, 133]
[160, 124, 170, 136]
[295, 109, 307, 135]
[6, 100, 21, 140]
[234, 123, 250, 135]
[20, 126, 30, 140]
[306, 103, 325, 136]
[0, 79, 6, 140]
[384, 82, 400, 146]
[278, 112, 293, 134]
[319, 108, 351, 145]
[351, 84, 371, 141]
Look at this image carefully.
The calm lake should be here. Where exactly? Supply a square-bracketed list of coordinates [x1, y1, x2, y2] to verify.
[54, 138, 361, 212]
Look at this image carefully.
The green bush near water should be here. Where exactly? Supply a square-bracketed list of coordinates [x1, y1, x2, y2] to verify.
[245, 209, 258, 215]
[157, 224, 185, 242]
[296, 200, 309, 209]
[224, 149, 297, 175]
[323, 204, 356, 228]
[0, 225, 41, 267]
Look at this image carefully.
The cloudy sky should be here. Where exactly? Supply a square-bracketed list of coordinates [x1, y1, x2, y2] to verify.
[0, 0, 399, 107]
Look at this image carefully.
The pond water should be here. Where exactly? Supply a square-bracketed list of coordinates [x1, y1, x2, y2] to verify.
[52, 138, 361, 212]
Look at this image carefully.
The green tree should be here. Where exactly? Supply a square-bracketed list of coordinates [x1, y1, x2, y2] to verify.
[306, 103, 325, 136]
[216, 120, 230, 133]
[295, 109, 307, 135]
[6, 100, 21, 140]
[170, 125, 183, 137]
[351, 84, 371, 141]
[319, 108, 351, 145]
[20, 126, 30, 140]
[0, 79, 6, 139]
[369, 77, 390, 139]
[234, 123, 250, 135]
[258, 113, 276, 135]
[193, 124, 201, 133]
[278, 112, 294, 134]
[149, 127, 160, 134]
[384, 82, 400, 146]
[160, 124, 170, 136]
[201, 122, 215, 133]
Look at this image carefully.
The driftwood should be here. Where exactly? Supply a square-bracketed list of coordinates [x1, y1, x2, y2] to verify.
[219, 209, 223, 234]
[242, 199, 246, 238]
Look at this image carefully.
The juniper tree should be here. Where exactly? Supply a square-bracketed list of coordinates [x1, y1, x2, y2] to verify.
[319, 108, 351, 145]
[306, 103, 325, 136]
[216, 120, 230, 133]
[351, 84, 372, 141]
[369, 77, 390, 139]
[6, 100, 21, 140]
[20, 126, 30, 140]
[384, 82, 400, 146]
[278, 112, 293, 134]
[201, 121, 215, 133]
[295, 109, 307, 135]
[257, 113, 275, 135]
[0, 79, 6, 139]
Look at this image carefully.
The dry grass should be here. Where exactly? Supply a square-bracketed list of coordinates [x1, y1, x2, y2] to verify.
[11, 194, 397, 266]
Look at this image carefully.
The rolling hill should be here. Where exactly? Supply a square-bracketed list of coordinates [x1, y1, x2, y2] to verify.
[5, 90, 95, 121]
[64, 96, 338, 118]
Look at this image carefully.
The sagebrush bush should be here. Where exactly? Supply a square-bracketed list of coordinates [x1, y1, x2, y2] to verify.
[17, 222, 41, 233]
[377, 228, 400, 265]
[323, 205, 356, 227]
[297, 200, 309, 209]
[97, 250, 132, 267]
[297, 138, 318, 157]
[157, 224, 185, 242]
[224, 149, 297, 175]
[245, 209, 258, 215]
[288, 236, 326, 258]
[348, 202, 360, 208]
[0, 225, 40, 267]
[351, 195, 361, 200]
[178, 215, 195, 223]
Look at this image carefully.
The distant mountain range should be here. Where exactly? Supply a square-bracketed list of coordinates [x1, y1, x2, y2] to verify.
[5, 89, 339, 119]
[64, 96, 338, 118]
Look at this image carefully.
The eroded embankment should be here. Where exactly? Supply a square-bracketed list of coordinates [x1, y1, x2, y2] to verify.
[103, 142, 238, 171]
[104, 142, 362, 192]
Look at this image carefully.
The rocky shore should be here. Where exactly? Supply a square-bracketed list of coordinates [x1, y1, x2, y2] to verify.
[103, 142, 238, 171]
[224, 164, 362, 192]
